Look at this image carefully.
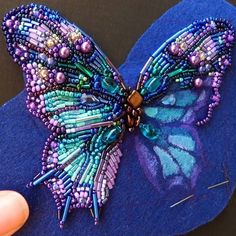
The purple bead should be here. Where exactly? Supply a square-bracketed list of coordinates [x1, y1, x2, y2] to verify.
[227, 34, 234, 42]
[194, 78, 203, 88]
[59, 47, 70, 58]
[61, 127, 66, 133]
[15, 48, 22, 56]
[205, 64, 211, 71]
[29, 102, 36, 110]
[53, 47, 59, 53]
[206, 26, 211, 31]
[48, 58, 55, 66]
[222, 58, 230, 66]
[189, 55, 200, 65]
[81, 41, 92, 53]
[212, 95, 220, 102]
[6, 19, 12, 28]
[55, 72, 66, 84]
[198, 66, 205, 73]
[169, 43, 179, 55]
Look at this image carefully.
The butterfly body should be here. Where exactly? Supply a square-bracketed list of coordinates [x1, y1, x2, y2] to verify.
[123, 90, 143, 131]
[2, 3, 234, 227]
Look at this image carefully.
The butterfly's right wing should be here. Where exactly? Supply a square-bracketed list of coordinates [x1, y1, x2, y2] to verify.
[2, 3, 126, 225]
[135, 18, 234, 192]
[136, 89, 206, 191]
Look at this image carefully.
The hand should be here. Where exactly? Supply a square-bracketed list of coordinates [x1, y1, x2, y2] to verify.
[0, 191, 29, 236]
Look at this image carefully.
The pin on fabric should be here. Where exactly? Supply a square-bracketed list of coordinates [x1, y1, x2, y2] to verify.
[170, 179, 230, 208]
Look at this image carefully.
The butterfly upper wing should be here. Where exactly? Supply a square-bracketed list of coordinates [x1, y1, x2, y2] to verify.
[137, 19, 234, 123]
[2, 3, 126, 225]
[136, 18, 234, 192]
[2, 4, 126, 122]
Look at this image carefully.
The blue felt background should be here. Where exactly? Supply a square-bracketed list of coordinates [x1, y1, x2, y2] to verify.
[1, 0, 236, 235]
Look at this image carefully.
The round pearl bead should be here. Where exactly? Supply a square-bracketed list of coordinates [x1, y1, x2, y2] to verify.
[59, 47, 70, 58]
[169, 43, 179, 55]
[29, 102, 36, 110]
[194, 78, 203, 88]
[81, 41, 92, 53]
[6, 19, 12, 28]
[55, 72, 66, 84]
[190, 55, 200, 65]
[222, 58, 230, 66]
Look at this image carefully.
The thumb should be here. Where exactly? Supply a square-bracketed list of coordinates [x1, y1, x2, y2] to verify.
[0, 191, 29, 236]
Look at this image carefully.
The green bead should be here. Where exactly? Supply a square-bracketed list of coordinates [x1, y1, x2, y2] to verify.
[75, 62, 93, 78]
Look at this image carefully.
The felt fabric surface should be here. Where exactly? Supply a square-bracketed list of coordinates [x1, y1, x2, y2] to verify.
[1, 0, 236, 235]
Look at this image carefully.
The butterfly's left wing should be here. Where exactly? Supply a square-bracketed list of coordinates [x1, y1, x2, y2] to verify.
[135, 18, 234, 191]
[2, 3, 126, 226]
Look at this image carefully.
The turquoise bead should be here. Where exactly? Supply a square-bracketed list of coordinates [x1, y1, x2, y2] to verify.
[102, 126, 122, 144]
[139, 123, 159, 141]
[101, 77, 120, 94]
[141, 76, 162, 95]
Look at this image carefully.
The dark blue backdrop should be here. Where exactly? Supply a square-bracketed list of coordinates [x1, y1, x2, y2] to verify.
[1, 0, 236, 235]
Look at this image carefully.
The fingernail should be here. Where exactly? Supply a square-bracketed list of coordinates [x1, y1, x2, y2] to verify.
[0, 191, 29, 236]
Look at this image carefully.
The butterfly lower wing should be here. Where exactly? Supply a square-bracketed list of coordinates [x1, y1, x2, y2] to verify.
[32, 122, 124, 226]
[2, 4, 126, 225]
[136, 18, 234, 191]
[137, 87, 206, 190]
[138, 123, 202, 192]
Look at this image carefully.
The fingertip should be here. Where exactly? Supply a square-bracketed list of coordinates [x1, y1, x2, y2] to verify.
[0, 190, 29, 236]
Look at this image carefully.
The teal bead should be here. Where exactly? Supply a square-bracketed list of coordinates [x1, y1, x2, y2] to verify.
[101, 77, 120, 94]
[139, 123, 159, 141]
[102, 126, 122, 144]
[141, 76, 162, 95]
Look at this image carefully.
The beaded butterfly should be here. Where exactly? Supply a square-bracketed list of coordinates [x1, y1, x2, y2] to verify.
[2, 4, 234, 227]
